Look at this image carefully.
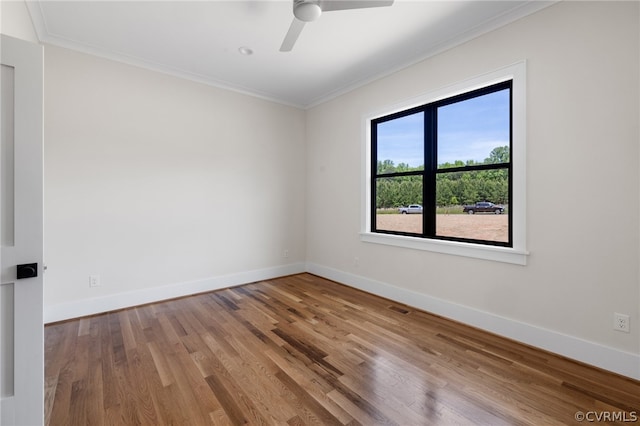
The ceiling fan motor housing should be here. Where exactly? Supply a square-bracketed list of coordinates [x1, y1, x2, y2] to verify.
[294, 0, 322, 22]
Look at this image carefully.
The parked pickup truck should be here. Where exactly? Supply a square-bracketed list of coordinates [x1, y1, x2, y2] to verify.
[398, 204, 423, 214]
[462, 202, 505, 214]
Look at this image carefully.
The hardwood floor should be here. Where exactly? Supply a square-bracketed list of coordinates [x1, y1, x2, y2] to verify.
[45, 273, 640, 425]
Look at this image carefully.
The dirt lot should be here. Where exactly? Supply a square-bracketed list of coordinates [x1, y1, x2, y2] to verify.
[376, 213, 508, 242]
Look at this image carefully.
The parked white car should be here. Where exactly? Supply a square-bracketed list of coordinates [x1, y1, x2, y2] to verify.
[398, 204, 423, 214]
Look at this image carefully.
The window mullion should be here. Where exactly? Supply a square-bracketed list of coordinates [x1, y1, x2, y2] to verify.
[423, 108, 436, 237]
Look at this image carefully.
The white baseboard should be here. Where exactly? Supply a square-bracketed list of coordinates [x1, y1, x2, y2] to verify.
[44, 261, 639, 380]
[44, 262, 306, 323]
[306, 262, 640, 381]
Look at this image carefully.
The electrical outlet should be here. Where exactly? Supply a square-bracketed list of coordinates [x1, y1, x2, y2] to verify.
[614, 313, 630, 333]
[89, 274, 101, 288]
[283, 249, 289, 259]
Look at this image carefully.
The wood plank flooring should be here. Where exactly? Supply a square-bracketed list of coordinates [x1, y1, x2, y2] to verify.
[45, 273, 640, 425]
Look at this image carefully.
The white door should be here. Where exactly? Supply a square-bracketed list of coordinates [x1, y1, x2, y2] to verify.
[0, 35, 44, 426]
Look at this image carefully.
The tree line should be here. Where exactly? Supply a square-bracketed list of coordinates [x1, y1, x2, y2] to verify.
[376, 146, 509, 209]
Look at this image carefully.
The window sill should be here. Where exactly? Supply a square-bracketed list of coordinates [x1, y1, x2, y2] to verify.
[360, 232, 528, 265]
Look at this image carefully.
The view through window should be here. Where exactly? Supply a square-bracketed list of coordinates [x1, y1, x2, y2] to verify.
[371, 81, 512, 246]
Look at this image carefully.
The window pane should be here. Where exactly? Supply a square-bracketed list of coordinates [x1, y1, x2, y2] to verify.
[437, 89, 510, 169]
[436, 169, 508, 243]
[375, 176, 422, 234]
[376, 112, 424, 174]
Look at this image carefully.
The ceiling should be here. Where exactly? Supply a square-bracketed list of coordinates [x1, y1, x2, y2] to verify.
[26, 1, 553, 108]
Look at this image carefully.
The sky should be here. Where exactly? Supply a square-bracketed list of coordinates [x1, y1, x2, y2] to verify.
[376, 88, 510, 167]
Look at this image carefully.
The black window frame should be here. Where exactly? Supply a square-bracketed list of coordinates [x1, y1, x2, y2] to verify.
[370, 80, 513, 247]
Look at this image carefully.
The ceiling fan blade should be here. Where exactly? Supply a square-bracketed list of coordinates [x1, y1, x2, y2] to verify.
[320, 0, 393, 12]
[280, 18, 306, 52]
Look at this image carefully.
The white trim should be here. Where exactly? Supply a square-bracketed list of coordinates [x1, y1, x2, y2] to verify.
[361, 61, 527, 265]
[44, 263, 305, 323]
[42, 262, 640, 380]
[306, 262, 640, 381]
[360, 232, 528, 265]
[25, 0, 556, 109]
[304, 2, 556, 109]
[25, 2, 302, 109]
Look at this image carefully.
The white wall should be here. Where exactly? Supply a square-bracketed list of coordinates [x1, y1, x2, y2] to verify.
[43, 45, 307, 319]
[305, 1, 640, 378]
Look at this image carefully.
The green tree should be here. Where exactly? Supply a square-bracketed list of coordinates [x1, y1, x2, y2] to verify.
[378, 159, 396, 174]
[377, 153, 509, 209]
[484, 146, 510, 164]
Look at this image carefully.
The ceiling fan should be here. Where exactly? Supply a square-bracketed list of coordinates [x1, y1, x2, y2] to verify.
[280, 0, 394, 52]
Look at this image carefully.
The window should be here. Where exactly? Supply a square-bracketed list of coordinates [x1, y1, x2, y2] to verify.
[372, 81, 512, 246]
[361, 63, 527, 264]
